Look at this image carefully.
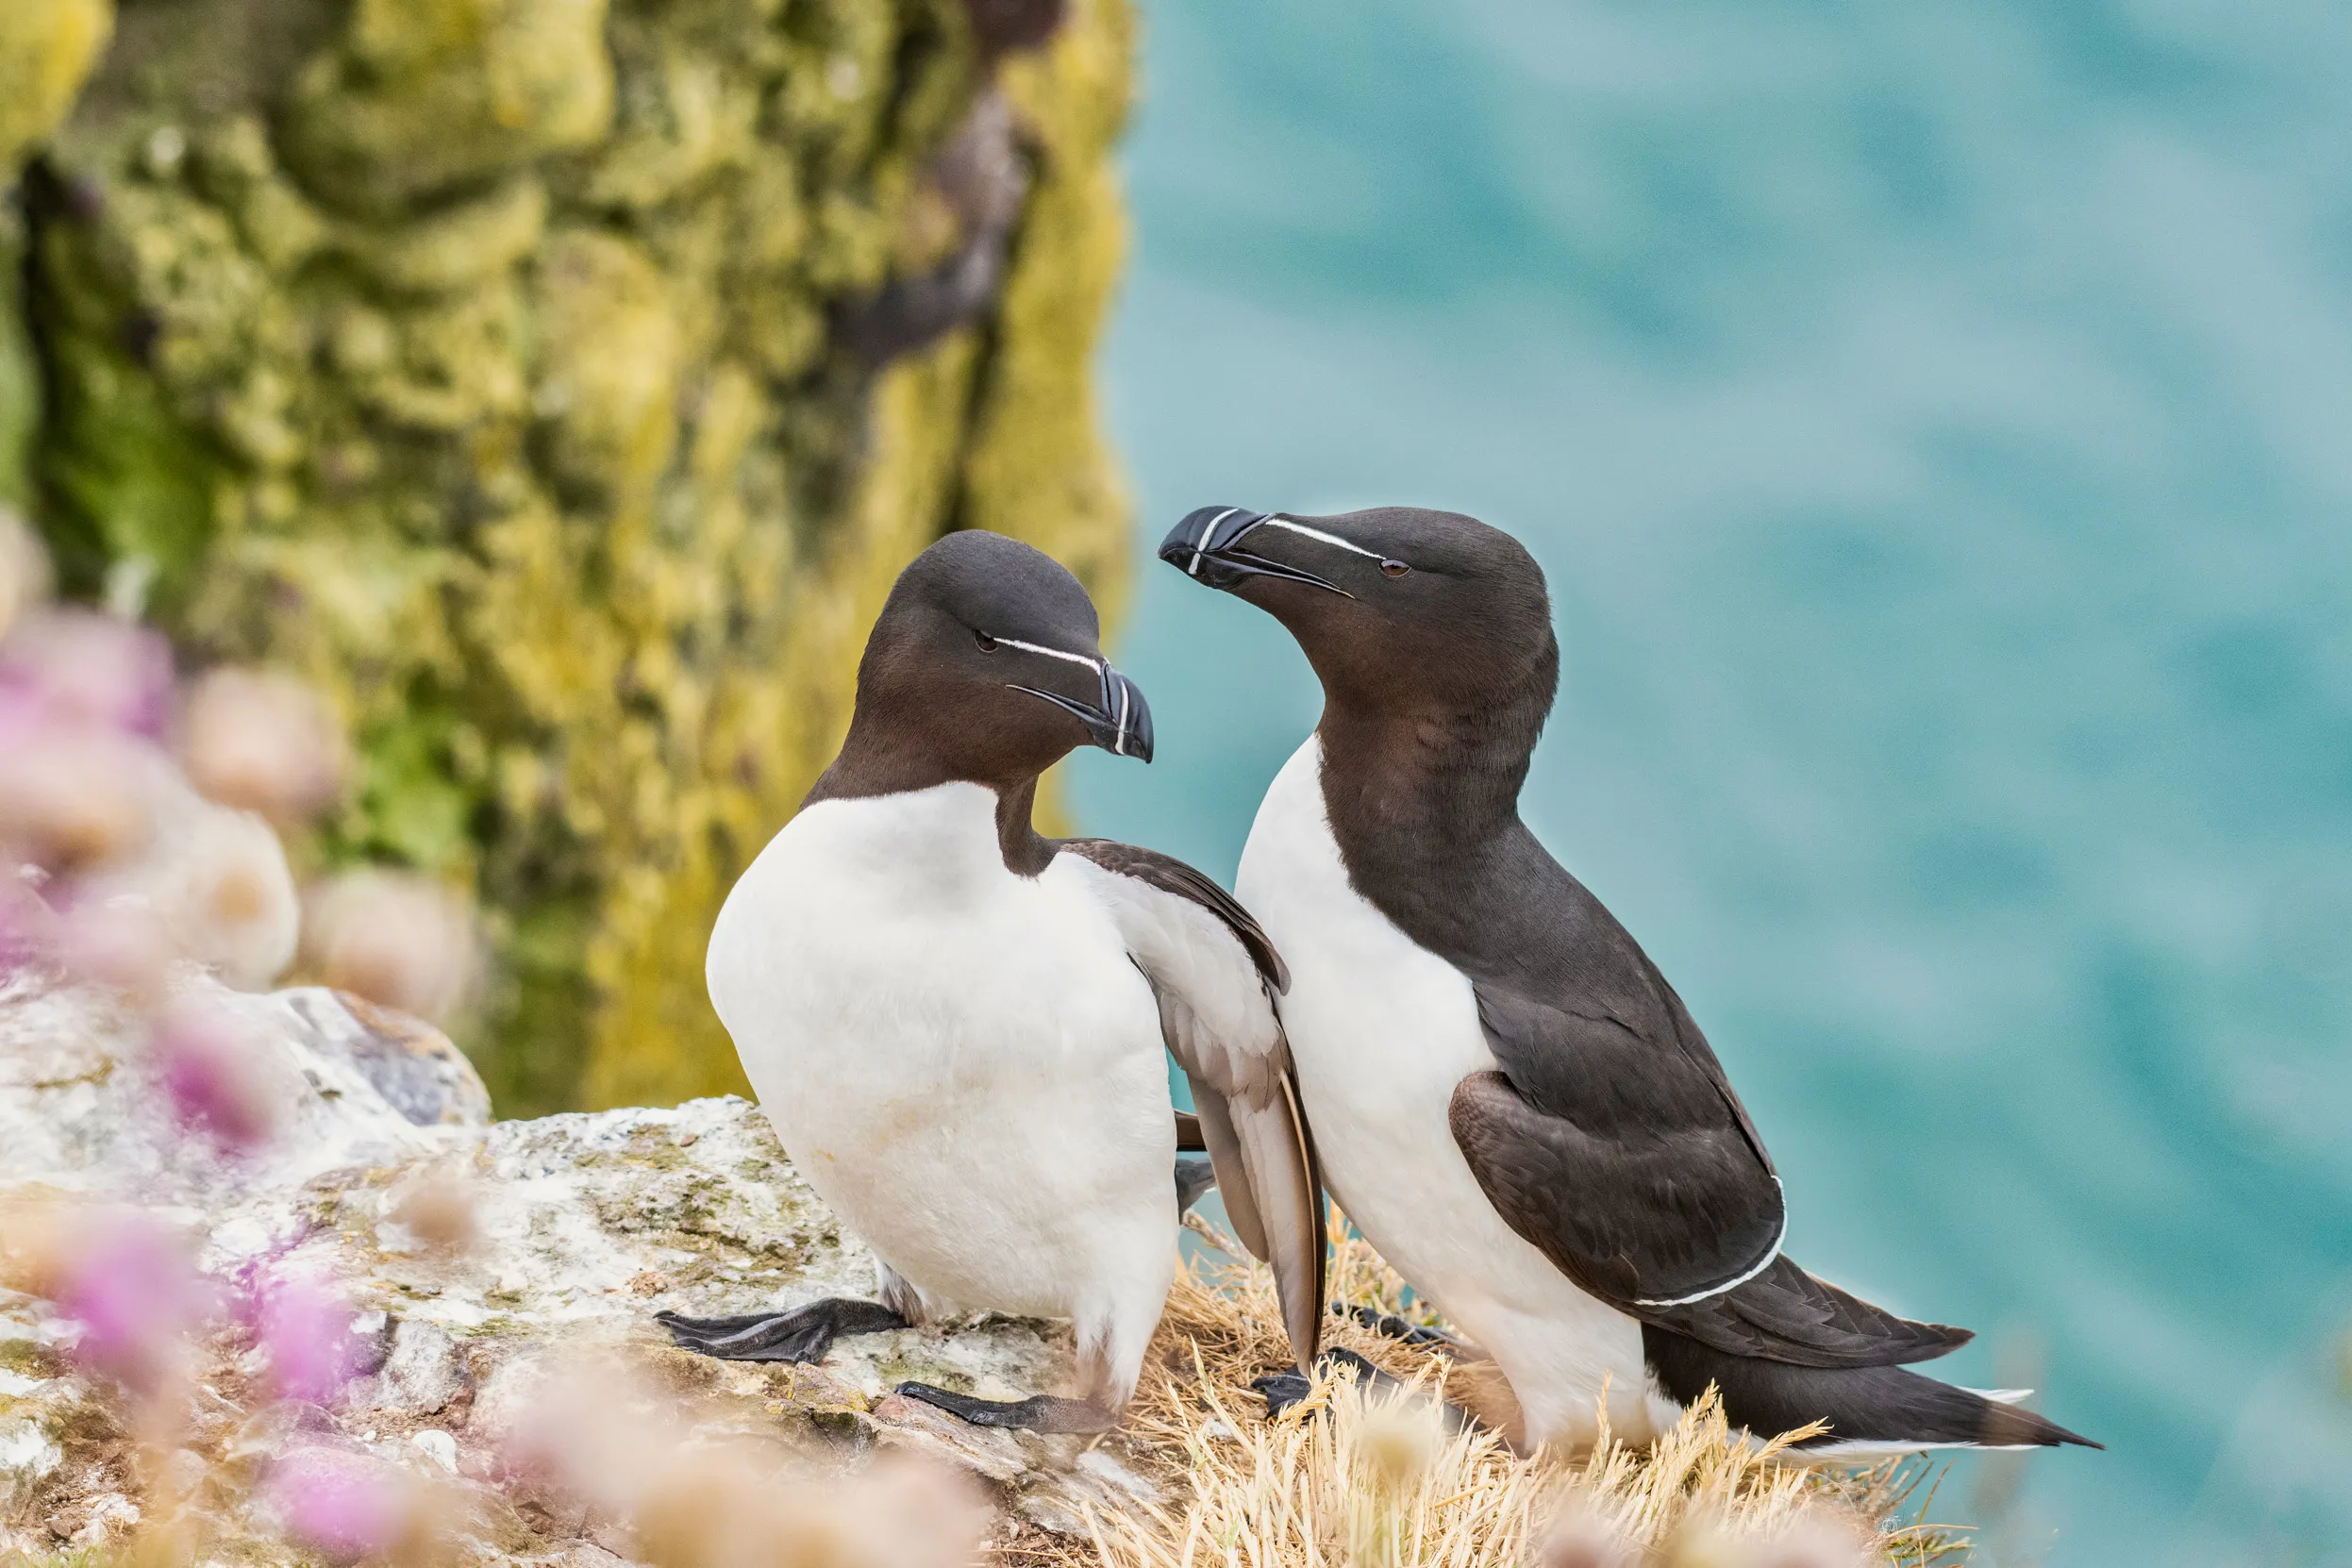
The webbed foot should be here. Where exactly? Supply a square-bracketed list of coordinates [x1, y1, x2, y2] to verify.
[657, 1297, 906, 1363]
[1342, 1304, 1462, 1350]
[1256, 1347, 1471, 1432]
[892, 1382, 1117, 1435]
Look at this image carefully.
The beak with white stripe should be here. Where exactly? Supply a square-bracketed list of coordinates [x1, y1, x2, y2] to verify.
[1158, 506, 1402, 597]
[995, 636, 1155, 763]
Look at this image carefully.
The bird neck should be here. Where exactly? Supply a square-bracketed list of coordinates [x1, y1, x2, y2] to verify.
[806, 729, 1056, 877]
[1313, 682, 1548, 873]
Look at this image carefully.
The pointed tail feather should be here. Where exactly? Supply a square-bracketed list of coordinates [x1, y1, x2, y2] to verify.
[1644, 1326, 2101, 1452]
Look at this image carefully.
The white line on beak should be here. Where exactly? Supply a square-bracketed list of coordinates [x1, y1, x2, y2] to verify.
[1190, 508, 1241, 576]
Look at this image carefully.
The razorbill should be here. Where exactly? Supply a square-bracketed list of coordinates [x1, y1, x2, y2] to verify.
[1158, 504, 2096, 1459]
[664, 529, 1325, 1434]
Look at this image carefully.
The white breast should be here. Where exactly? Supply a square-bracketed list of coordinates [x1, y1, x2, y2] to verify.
[1237, 739, 1676, 1446]
[707, 784, 1176, 1326]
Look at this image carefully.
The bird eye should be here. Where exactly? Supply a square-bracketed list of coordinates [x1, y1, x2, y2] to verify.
[1380, 559, 1410, 577]
[974, 630, 999, 652]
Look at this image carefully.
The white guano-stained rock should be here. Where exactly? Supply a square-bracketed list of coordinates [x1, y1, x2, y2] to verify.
[0, 969, 1162, 1560]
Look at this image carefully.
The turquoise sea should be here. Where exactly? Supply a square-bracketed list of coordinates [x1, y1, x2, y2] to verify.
[1062, 3, 2352, 1562]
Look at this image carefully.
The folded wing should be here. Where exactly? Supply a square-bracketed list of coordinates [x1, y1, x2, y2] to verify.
[1059, 839, 1326, 1371]
[1452, 972, 1968, 1368]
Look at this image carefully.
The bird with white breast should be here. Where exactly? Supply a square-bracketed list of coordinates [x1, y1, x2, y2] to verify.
[1160, 503, 2096, 1460]
[667, 528, 1324, 1434]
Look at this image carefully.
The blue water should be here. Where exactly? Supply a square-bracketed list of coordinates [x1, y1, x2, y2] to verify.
[1062, 3, 2352, 1561]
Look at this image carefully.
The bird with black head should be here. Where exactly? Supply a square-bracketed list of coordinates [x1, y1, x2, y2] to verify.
[666, 529, 1325, 1434]
[1160, 504, 2096, 1459]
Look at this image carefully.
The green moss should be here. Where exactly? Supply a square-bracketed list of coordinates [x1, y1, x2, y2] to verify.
[17, 0, 1135, 1116]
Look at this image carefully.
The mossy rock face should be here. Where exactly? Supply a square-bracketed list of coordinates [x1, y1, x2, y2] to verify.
[10, 0, 1136, 1114]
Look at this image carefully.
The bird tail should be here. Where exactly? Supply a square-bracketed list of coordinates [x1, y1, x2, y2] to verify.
[1643, 1326, 2100, 1455]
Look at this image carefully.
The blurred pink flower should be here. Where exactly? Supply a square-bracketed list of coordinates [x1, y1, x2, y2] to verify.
[0, 878, 53, 974]
[0, 609, 174, 741]
[269, 1446, 409, 1562]
[255, 1273, 367, 1405]
[55, 1210, 208, 1393]
[153, 998, 281, 1150]
[48, 892, 175, 997]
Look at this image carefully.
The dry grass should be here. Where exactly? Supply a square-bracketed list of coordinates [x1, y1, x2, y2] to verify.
[1065, 1215, 1970, 1568]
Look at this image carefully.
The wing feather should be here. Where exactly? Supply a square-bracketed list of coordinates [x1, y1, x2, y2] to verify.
[1059, 840, 1326, 1370]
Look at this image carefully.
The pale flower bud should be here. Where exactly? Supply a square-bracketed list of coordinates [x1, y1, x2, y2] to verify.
[391, 1171, 480, 1256]
[0, 729, 158, 876]
[302, 871, 476, 1024]
[1537, 1502, 1637, 1568]
[181, 667, 346, 823]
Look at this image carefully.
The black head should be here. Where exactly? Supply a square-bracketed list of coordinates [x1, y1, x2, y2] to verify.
[824, 531, 1151, 800]
[1159, 506, 1556, 714]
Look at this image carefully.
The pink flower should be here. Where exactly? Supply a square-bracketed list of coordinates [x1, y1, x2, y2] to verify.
[55, 1210, 208, 1393]
[152, 1000, 281, 1151]
[256, 1274, 367, 1405]
[0, 609, 174, 741]
[269, 1447, 409, 1562]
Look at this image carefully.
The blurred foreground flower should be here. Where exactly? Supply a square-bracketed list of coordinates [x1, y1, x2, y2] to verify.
[633, 1444, 986, 1568]
[48, 1208, 212, 1396]
[253, 1272, 369, 1406]
[303, 870, 477, 1023]
[267, 1445, 446, 1565]
[0, 726, 158, 877]
[1662, 1511, 1875, 1568]
[390, 1169, 480, 1256]
[504, 1356, 986, 1568]
[153, 994, 284, 1150]
[0, 608, 173, 741]
[1536, 1502, 1637, 1568]
[182, 666, 347, 825]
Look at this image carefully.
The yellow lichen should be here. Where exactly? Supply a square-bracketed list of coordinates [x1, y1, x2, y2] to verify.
[17, 0, 1135, 1116]
[0, 0, 111, 174]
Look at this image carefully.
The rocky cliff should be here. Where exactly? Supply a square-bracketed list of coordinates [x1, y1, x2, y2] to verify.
[0, 967, 1165, 1562]
[0, 0, 1135, 1114]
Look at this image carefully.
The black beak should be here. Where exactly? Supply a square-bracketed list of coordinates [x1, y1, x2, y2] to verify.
[1157, 506, 1351, 596]
[1008, 659, 1154, 763]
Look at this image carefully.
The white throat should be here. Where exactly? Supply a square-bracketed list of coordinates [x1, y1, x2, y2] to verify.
[795, 781, 1014, 908]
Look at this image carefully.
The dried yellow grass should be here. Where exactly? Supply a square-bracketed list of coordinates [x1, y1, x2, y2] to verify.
[1069, 1214, 1968, 1568]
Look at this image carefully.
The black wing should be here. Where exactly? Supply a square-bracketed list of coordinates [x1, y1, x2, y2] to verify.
[1452, 967, 1967, 1368]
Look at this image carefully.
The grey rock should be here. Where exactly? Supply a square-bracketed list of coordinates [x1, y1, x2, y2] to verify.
[348, 1317, 469, 1417]
[0, 970, 1163, 1560]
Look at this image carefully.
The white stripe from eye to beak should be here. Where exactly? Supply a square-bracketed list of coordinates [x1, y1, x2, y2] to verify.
[993, 636, 1102, 673]
[995, 636, 1126, 751]
[1257, 515, 1389, 560]
[1189, 508, 1241, 575]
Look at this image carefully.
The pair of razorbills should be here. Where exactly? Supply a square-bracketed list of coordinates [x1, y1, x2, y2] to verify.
[667, 506, 2097, 1459]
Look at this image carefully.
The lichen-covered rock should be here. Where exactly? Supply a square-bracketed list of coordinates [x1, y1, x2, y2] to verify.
[0, 971, 1160, 1559]
[9, 0, 1136, 1116]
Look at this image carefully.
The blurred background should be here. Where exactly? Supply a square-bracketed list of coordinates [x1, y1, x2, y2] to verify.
[5, 0, 2348, 1562]
[1064, 2, 2352, 1563]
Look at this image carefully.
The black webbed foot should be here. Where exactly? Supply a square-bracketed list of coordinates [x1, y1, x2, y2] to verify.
[1255, 1348, 1472, 1433]
[1254, 1367, 1313, 1418]
[1342, 1304, 1462, 1350]
[657, 1297, 907, 1363]
[892, 1382, 1116, 1435]
[1175, 1157, 1218, 1215]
